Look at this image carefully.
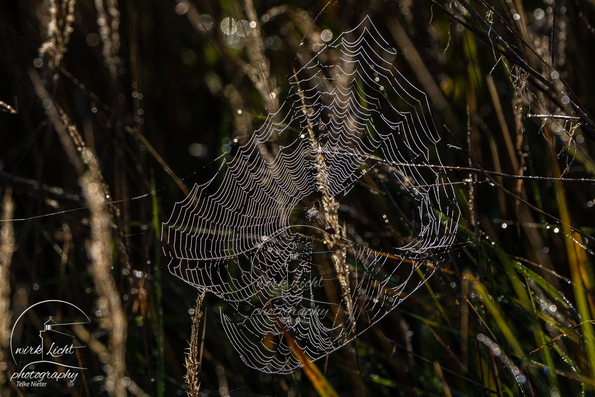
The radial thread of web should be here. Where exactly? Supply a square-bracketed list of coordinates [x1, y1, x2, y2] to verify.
[162, 16, 460, 374]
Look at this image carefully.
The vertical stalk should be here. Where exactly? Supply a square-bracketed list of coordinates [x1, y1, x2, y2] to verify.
[294, 72, 354, 333]
[0, 188, 14, 394]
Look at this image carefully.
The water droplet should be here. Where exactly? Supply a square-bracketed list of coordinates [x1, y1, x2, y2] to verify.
[220, 17, 238, 35]
[189, 143, 208, 157]
[320, 29, 333, 42]
[501, 223, 508, 229]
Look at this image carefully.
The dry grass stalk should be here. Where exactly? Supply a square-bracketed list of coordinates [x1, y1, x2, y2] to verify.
[0, 100, 17, 114]
[295, 75, 354, 333]
[184, 292, 205, 397]
[39, 0, 77, 69]
[81, 174, 127, 397]
[174, 1, 208, 34]
[511, 65, 528, 201]
[241, 0, 279, 114]
[511, 65, 527, 154]
[95, 0, 121, 78]
[29, 69, 127, 397]
[177, 0, 279, 121]
[0, 188, 14, 390]
[78, 120, 126, 396]
[28, 70, 84, 174]
[0, 188, 14, 346]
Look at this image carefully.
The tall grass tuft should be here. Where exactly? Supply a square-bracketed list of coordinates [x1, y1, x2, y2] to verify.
[184, 292, 205, 397]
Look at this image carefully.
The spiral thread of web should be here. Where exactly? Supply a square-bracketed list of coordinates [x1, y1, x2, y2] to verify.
[162, 17, 460, 374]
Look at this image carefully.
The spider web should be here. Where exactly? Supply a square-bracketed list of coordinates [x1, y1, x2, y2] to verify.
[162, 16, 460, 374]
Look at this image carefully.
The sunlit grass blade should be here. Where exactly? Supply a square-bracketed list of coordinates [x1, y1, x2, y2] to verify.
[279, 322, 339, 397]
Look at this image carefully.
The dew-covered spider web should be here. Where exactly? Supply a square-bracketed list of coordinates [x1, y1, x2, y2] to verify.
[162, 16, 461, 374]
